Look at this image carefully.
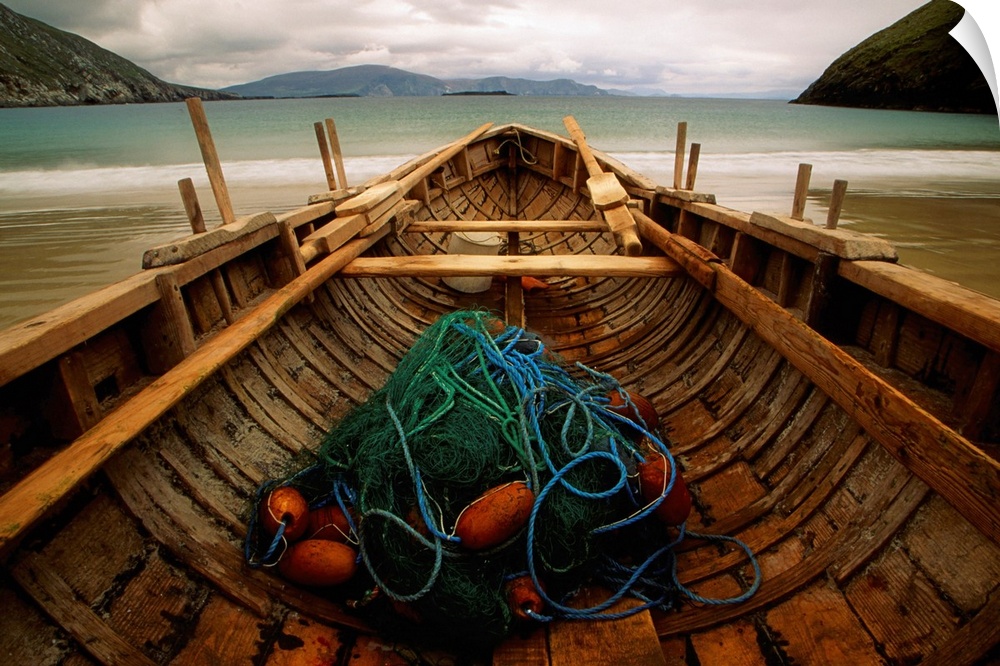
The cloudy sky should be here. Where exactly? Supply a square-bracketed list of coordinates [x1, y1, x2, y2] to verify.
[2, 0, 982, 96]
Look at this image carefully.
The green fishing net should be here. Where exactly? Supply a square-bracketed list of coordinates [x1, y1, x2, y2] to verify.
[245, 309, 758, 654]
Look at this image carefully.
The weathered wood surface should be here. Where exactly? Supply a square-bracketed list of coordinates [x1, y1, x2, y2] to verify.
[340, 254, 682, 279]
[640, 218, 1000, 549]
[0, 229, 386, 552]
[840, 259, 1000, 354]
[406, 220, 607, 233]
[749, 211, 897, 261]
[2, 121, 999, 666]
[142, 212, 277, 268]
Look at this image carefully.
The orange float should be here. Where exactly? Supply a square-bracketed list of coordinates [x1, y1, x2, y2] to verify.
[307, 504, 352, 542]
[260, 485, 309, 541]
[454, 480, 535, 550]
[278, 539, 358, 587]
[606, 390, 659, 432]
[505, 575, 545, 621]
[636, 453, 692, 526]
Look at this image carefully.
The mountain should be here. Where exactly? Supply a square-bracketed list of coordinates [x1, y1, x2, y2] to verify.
[792, 0, 995, 114]
[0, 3, 235, 107]
[223, 65, 615, 98]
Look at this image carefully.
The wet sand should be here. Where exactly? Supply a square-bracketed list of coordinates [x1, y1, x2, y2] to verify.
[1, 181, 998, 330]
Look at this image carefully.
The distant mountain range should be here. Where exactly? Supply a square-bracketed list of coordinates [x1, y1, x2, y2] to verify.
[792, 0, 995, 114]
[0, 3, 234, 107]
[221, 65, 616, 98]
[1, 0, 994, 113]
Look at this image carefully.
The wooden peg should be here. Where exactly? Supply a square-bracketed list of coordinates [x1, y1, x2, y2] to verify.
[791, 163, 812, 221]
[177, 178, 235, 324]
[685, 143, 701, 191]
[185, 98, 235, 226]
[325, 118, 348, 189]
[314, 121, 338, 190]
[673, 122, 687, 190]
[826, 179, 848, 229]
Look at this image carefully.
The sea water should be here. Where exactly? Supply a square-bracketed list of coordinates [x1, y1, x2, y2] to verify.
[0, 96, 998, 327]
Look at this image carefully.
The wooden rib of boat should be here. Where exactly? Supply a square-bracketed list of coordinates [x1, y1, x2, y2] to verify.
[1, 102, 998, 665]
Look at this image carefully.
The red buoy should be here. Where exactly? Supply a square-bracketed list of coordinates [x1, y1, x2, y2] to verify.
[260, 485, 309, 542]
[307, 505, 352, 542]
[505, 575, 545, 621]
[454, 481, 535, 550]
[606, 390, 659, 432]
[637, 452, 692, 526]
[278, 539, 358, 587]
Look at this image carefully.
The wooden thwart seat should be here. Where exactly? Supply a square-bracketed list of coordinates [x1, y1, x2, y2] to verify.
[339, 254, 683, 278]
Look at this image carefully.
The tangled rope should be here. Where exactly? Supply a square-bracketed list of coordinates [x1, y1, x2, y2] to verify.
[244, 310, 760, 651]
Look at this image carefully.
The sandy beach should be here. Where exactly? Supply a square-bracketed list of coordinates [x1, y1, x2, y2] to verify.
[1, 176, 997, 330]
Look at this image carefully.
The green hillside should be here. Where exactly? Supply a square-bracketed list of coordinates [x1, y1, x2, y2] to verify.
[792, 0, 995, 114]
[0, 3, 234, 107]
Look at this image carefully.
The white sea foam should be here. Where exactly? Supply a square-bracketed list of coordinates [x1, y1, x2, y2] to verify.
[1, 150, 996, 202]
[0, 155, 418, 197]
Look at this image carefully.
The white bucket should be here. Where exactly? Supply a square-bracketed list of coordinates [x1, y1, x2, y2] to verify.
[442, 231, 502, 293]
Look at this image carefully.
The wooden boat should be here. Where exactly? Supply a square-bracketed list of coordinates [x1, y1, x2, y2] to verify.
[1, 99, 998, 665]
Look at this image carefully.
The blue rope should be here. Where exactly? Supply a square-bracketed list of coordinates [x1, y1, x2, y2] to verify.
[245, 313, 763, 627]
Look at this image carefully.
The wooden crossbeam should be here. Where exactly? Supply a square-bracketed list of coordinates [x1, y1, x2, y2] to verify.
[405, 220, 607, 234]
[339, 254, 681, 278]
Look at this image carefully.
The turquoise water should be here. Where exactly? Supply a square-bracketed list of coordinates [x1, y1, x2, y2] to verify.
[0, 97, 998, 326]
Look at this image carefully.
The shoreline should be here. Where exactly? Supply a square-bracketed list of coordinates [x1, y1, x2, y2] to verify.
[1, 178, 998, 330]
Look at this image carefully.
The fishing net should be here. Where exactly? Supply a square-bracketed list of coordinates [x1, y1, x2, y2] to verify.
[244, 309, 760, 653]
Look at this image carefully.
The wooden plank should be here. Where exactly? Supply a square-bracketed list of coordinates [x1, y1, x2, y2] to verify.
[10, 558, 157, 665]
[0, 585, 69, 664]
[838, 259, 1000, 354]
[300, 214, 369, 263]
[107, 553, 201, 660]
[703, 258, 1000, 548]
[51, 351, 102, 440]
[587, 172, 629, 210]
[765, 581, 882, 664]
[506, 231, 525, 328]
[548, 589, 665, 666]
[900, 494, 1000, 612]
[340, 254, 682, 279]
[685, 143, 701, 190]
[154, 272, 198, 363]
[633, 210, 720, 290]
[265, 612, 349, 665]
[956, 349, 1000, 439]
[492, 626, 549, 665]
[844, 547, 960, 663]
[749, 212, 897, 261]
[406, 220, 606, 234]
[0, 271, 162, 386]
[825, 179, 848, 229]
[275, 200, 336, 230]
[397, 122, 494, 194]
[170, 594, 262, 665]
[143, 212, 277, 268]
[920, 590, 1000, 666]
[689, 619, 767, 666]
[0, 229, 387, 553]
